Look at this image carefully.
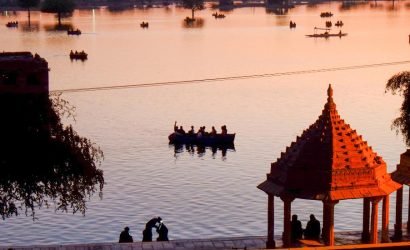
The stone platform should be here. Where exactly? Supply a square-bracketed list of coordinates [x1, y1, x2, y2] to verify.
[3, 230, 410, 250]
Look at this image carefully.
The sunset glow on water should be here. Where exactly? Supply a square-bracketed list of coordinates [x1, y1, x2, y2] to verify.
[0, 1, 410, 245]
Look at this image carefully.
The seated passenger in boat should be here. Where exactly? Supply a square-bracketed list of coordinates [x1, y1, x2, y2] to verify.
[221, 125, 227, 135]
[174, 121, 178, 132]
[188, 126, 195, 135]
[210, 126, 217, 136]
[178, 126, 186, 134]
[197, 126, 204, 137]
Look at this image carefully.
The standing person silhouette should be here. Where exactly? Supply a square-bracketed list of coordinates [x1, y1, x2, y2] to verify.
[142, 217, 161, 242]
[156, 219, 169, 241]
[291, 214, 303, 242]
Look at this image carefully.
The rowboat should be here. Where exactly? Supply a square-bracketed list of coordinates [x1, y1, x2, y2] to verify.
[168, 132, 235, 146]
[306, 32, 347, 38]
[70, 51, 88, 60]
[67, 29, 81, 35]
[306, 27, 347, 38]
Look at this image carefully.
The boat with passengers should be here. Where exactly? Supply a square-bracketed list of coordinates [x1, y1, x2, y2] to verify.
[69, 50, 88, 60]
[169, 122, 235, 146]
[67, 29, 81, 35]
[306, 27, 347, 38]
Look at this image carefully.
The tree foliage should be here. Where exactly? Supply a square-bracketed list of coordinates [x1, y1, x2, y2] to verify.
[0, 94, 104, 220]
[18, 0, 40, 25]
[182, 0, 204, 19]
[386, 71, 410, 147]
[18, 0, 40, 9]
[41, 0, 75, 25]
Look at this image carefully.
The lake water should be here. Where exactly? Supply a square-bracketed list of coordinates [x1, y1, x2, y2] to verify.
[1, 1, 410, 245]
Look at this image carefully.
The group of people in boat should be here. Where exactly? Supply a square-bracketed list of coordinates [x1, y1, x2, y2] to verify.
[291, 214, 321, 243]
[212, 12, 225, 18]
[335, 20, 344, 27]
[184, 16, 195, 23]
[320, 12, 333, 17]
[119, 217, 168, 243]
[140, 21, 149, 28]
[6, 21, 18, 28]
[69, 50, 88, 60]
[289, 21, 296, 28]
[326, 20, 343, 28]
[174, 122, 228, 137]
[67, 28, 81, 35]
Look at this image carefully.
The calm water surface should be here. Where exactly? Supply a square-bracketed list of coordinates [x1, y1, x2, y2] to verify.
[1, 1, 410, 245]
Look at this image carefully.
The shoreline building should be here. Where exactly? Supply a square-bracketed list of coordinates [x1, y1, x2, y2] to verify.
[0, 52, 49, 95]
[258, 85, 401, 248]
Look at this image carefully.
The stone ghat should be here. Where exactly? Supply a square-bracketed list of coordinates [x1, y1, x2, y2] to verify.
[3, 231, 410, 250]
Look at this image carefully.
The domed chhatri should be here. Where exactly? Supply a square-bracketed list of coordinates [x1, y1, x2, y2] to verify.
[258, 84, 400, 248]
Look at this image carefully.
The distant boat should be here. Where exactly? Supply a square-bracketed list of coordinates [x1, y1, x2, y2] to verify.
[306, 27, 347, 38]
[212, 12, 226, 19]
[306, 32, 347, 38]
[320, 12, 333, 17]
[69, 50, 88, 61]
[184, 17, 195, 23]
[335, 20, 344, 27]
[6, 21, 18, 28]
[67, 29, 81, 35]
[140, 22, 149, 28]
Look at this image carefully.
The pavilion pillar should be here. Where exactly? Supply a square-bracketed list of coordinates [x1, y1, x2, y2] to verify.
[370, 197, 382, 244]
[408, 187, 410, 232]
[381, 195, 390, 243]
[393, 187, 403, 241]
[281, 196, 294, 248]
[267, 194, 276, 248]
[323, 200, 338, 246]
[362, 197, 370, 242]
[322, 202, 327, 242]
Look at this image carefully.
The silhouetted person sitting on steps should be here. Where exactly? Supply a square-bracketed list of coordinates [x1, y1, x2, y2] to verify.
[304, 214, 321, 240]
[291, 214, 303, 242]
[119, 227, 133, 243]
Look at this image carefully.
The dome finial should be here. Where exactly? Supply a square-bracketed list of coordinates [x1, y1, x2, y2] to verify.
[325, 84, 336, 109]
[327, 84, 333, 98]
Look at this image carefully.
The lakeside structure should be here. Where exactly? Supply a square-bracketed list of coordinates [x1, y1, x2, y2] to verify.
[0, 52, 48, 94]
[258, 85, 402, 248]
